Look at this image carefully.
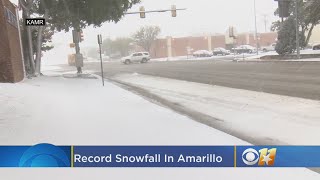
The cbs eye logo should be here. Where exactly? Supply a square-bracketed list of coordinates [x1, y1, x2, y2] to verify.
[19, 144, 70, 167]
[242, 148, 277, 166]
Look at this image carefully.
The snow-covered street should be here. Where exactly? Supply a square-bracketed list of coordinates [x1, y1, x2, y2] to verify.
[112, 73, 320, 145]
[0, 71, 319, 179]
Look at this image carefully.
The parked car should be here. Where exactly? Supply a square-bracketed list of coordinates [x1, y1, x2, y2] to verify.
[261, 43, 276, 52]
[232, 45, 256, 54]
[213, 48, 230, 56]
[121, 52, 150, 64]
[193, 50, 213, 57]
[313, 43, 320, 50]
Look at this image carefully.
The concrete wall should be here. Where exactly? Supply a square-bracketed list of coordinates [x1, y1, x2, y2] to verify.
[0, 0, 24, 83]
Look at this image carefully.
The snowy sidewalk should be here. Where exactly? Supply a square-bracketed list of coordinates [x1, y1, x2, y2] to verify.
[0, 72, 319, 179]
[0, 75, 246, 146]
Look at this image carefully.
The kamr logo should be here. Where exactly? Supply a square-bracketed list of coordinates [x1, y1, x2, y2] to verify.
[25, 18, 46, 26]
[242, 148, 277, 166]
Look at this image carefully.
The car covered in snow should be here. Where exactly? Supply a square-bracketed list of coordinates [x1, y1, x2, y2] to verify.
[232, 45, 256, 54]
[121, 52, 150, 64]
[193, 50, 213, 57]
[213, 48, 230, 56]
[261, 43, 276, 52]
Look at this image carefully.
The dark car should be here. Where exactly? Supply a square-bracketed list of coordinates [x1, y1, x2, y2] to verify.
[313, 44, 320, 50]
[213, 48, 230, 56]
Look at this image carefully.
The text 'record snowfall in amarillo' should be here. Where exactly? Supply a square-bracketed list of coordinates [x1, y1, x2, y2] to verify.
[0, 144, 320, 168]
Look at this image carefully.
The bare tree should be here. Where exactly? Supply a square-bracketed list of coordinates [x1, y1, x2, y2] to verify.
[133, 26, 161, 52]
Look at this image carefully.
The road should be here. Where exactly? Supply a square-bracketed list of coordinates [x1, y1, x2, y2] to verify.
[82, 59, 320, 100]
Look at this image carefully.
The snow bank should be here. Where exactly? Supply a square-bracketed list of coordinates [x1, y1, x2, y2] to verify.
[152, 55, 232, 62]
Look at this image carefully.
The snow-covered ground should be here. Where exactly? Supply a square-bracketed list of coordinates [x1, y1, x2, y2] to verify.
[237, 49, 320, 61]
[152, 54, 254, 62]
[0, 70, 319, 179]
[1, 74, 246, 145]
[113, 73, 320, 145]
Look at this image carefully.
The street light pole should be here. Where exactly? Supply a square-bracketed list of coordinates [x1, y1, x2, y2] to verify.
[254, 0, 259, 55]
[295, 0, 301, 59]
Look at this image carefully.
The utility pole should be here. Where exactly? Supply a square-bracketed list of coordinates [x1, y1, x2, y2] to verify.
[72, 29, 84, 74]
[254, 0, 259, 55]
[295, 0, 300, 59]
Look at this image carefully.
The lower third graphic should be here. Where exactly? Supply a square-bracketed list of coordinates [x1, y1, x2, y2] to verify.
[19, 143, 71, 167]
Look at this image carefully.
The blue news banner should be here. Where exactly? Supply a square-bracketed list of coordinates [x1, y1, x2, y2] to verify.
[0, 144, 320, 168]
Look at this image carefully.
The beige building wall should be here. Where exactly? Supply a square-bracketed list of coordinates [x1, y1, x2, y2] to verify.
[309, 25, 320, 44]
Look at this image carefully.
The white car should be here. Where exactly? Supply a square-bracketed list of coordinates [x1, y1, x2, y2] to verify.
[193, 50, 213, 57]
[262, 43, 276, 52]
[232, 45, 256, 54]
[121, 52, 150, 64]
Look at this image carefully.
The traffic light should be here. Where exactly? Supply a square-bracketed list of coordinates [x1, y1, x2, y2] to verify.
[72, 30, 84, 43]
[140, 6, 146, 18]
[171, 5, 177, 17]
[275, 0, 291, 18]
[229, 26, 235, 38]
[79, 30, 84, 42]
[69, 43, 75, 48]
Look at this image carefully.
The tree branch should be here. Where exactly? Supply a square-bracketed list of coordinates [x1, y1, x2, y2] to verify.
[18, 0, 28, 11]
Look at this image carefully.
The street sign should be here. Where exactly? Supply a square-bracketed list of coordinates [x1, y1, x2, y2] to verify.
[98, 34, 103, 45]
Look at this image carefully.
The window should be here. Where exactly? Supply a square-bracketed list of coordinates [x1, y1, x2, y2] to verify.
[4, 7, 18, 29]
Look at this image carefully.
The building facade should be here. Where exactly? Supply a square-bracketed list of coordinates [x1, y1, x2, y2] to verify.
[0, 0, 24, 83]
[309, 25, 320, 45]
[150, 32, 278, 59]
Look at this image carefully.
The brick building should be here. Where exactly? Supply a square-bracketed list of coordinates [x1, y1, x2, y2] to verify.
[150, 32, 278, 58]
[0, 0, 24, 83]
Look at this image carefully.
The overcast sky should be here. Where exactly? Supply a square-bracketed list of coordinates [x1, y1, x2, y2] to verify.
[81, 0, 278, 47]
[10, 0, 279, 63]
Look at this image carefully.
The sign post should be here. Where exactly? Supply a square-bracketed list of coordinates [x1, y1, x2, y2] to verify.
[97, 34, 104, 86]
[294, 0, 300, 59]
